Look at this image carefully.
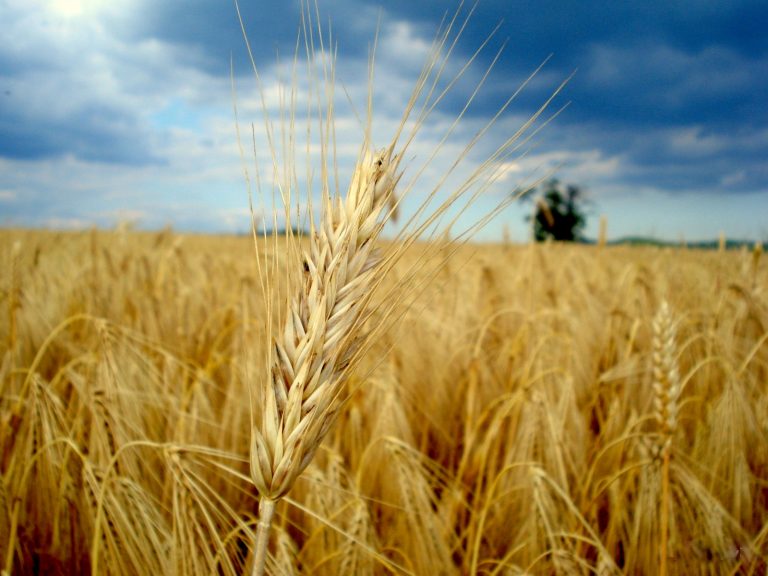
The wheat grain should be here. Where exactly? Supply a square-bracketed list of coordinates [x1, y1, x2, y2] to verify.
[652, 300, 680, 452]
[250, 147, 400, 496]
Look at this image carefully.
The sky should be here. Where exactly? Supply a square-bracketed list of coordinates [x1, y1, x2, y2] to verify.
[1, 0, 767, 243]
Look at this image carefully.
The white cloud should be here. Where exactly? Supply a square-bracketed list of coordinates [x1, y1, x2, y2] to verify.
[1, 0, 568, 241]
[1, 0, 235, 164]
[379, 21, 433, 69]
[721, 170, 746, 187]
[669, 126, 724, 156]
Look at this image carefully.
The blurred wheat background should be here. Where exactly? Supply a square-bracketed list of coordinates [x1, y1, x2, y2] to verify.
[1, 227, 766, 575]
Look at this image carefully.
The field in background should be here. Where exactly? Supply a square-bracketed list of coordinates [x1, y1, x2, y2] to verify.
[1, 228, 766, 575]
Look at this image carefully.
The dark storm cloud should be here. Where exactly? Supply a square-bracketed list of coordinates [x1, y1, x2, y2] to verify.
[129, 0, 384, 74]
[11, 1, 765, 149]
[0, 100, 162, 165]
[445, 1, 768, 197]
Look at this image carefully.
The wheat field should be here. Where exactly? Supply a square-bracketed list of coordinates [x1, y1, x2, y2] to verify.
[1, 227, 766, 575]
[2, 4, 768, 574]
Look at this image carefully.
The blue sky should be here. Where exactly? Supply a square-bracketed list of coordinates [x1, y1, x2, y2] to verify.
[1, 0, 766, 242]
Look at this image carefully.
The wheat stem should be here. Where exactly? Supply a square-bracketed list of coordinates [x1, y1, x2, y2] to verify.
[252, 498, 276, 576]
[652, 300, 680, 576]
[660, 447, 670, 576]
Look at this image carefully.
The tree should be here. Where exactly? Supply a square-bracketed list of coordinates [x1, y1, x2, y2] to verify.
[525, 179, 587, 242]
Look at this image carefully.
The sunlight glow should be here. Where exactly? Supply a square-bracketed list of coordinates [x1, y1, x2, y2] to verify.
[48, 0, 105, 18]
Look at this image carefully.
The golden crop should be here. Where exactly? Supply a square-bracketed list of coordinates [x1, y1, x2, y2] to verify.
[1, 229, 766, 574]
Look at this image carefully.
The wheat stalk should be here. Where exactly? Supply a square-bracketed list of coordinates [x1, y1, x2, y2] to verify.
[4, 241, 21, 400]
[7, 242, 21, 350]
[651, 299, 680, 576]
[652, 300, 680, 449]
[598, 215, 607, 248]
[751, 241, 763, 289]
[233, 0, 571, 568]
[249, 147, 401, 575]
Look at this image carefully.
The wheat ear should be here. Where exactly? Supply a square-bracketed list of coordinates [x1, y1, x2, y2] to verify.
[249, 146, 400, 576]
[651, 300, 680, 576]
